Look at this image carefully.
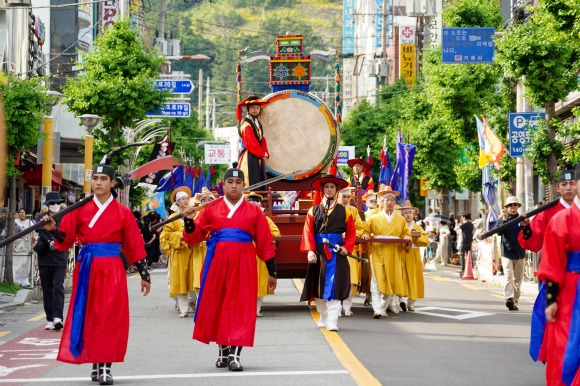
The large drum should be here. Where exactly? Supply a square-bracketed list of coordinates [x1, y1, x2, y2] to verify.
[260, 90, 339, 180]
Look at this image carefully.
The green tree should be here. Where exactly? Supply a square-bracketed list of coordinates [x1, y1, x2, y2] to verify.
[63, 19, 168, 151]
[0, 74, 51, 284]
[495, 5, 580, 196]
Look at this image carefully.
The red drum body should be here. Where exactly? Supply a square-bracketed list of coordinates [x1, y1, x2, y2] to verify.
[260, 90, 339, 180]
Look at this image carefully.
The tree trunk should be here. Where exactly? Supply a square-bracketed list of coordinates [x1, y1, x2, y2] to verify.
[3, 176, 15, 284]
[545, 100, 558, 200]
[438, 187, 449, 217]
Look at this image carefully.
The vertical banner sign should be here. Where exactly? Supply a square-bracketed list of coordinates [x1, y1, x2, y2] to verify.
[204, 144, 231, 165]
[376, 0, 392, 49]
[102, 1, 117, 28]
[399, 25, 416, 86]
[337, 146, 355, 166]
[343, 0, 355, 55]
[342, 59, 355, 117]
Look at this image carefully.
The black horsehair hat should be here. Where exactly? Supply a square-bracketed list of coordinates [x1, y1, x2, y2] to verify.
[224, 162, 245, 181]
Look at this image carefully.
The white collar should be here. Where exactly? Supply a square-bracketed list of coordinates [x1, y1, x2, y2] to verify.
[382, 210, 395, 222]
[574, 196, 580, 211]
[225, 196, 245, 219]
[560, 197, 572, 209]
[89, 194, 114, 228]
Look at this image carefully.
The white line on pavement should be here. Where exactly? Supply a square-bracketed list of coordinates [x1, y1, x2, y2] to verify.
[0, 369, 350, 382]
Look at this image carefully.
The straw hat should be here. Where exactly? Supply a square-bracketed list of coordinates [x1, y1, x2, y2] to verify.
[377, 185, 400, 198]
[170, 186, 192, 203]
[397, 200, 417, 213]
[200, 186, 218, 201]
[191, 193, 202, 205]
[311, 174, 349, 191]
[362, 189, 377, 201]
[338, 187, 356, 196]
[504, 196, 521, 207]
[245, 192, 264, 202]
[347, 158, 370, 171]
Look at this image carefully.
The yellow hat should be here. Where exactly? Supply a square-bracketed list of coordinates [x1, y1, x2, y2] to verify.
[170, 186, 192, 203]
[397, 199, 417, 212]
[377, 185, 400, 198]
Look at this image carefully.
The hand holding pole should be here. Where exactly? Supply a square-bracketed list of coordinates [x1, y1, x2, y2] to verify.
[322, 238, 368, 263]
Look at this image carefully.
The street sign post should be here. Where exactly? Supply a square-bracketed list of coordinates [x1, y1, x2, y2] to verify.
[508, 112, 545, 157]
[155, 79, 194, 94]
[146, 102, 191, 118]
[442, 27, 495, 63]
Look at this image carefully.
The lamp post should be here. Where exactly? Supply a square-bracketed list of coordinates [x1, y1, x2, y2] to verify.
[40, 91, 63, 199]
[79, 114, 102, 194]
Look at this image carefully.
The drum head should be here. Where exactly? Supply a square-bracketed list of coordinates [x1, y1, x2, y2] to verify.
[261, 90, 338, 180]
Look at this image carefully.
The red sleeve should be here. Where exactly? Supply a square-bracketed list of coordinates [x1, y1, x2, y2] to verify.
[300, 208, 316, 253]
[366, 179, 374, 192]
[121, 207, 147, 264]
[183, 207, 210, 244]
[54, 211, 79, 252]
[240, 122, 267, 158]
[254, 208, 275, 261]
[518, 211, 547, 252]
[343, 212, 356, 254]
[537, 211, 569, 284]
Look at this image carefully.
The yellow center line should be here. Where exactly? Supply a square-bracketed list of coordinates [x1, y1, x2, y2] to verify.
[0, 331, 10, 338]
[461, 284, 481, 291]
[292, 278, 381, 386]
[491, 294, 504, 299]
[424, 274, 450, 282]
[28, 313, 47, 322]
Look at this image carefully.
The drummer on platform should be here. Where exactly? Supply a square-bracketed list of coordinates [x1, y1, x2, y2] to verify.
[347, 158, 374, 194]
[237, 94, 270, 190]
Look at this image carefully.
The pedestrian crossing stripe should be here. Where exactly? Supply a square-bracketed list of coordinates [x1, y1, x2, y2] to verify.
[413, 307, 494, 320]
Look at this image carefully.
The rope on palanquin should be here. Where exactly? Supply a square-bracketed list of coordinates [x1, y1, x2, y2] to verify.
[334, 50, 342, 124]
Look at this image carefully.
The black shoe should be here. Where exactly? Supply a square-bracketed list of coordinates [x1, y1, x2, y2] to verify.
[373, 313, 381, 319]
[512, 305, 519, 311]
[53, 319, 64, 331]
[400, 302, 407, 312]
[228, 359, 244, 371]
[506, 298, 515, 311]
[98, 373, 113, 385]
[91, 370, 98, 382]
[216, 358, 229, 368]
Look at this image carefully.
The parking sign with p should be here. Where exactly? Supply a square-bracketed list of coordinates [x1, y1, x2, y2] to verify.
[508, 112, 545, 157]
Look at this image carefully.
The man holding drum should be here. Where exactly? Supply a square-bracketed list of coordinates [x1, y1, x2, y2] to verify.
[237, 94, 270, 190]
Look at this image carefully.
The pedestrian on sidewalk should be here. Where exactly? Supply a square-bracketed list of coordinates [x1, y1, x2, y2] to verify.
[182, 163, 276, 371]
[458, 212, 474, 277]
[35, 192, 67, 331]
[529, 163, 580, 385]
[495, 196, 526, 311]
[42, 164, 150, 386]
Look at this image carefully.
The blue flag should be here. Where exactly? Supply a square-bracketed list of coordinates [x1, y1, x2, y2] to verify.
[397, 141, 416, 204]
[205, 166, 212, 189]
[156, 166, 185, 192]
[194, 168, 205, 194]
[379, 147, 393, 186]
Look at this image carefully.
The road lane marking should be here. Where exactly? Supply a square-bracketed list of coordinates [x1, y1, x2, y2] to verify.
[424, 274, 450, 282]
[461, 284, 480, 291]
[27, 314, 46, 322]
[491, 294, 504, 299]
[0, 332, 10, 339]
[0, 370, 350, 382]
[292, 278, 381, 386]
[414, 307, 494, 320]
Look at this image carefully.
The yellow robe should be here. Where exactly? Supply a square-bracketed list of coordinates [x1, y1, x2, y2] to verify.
[345, 206, 366, 287]
[364, 211, 411, 296]
[160, 212, 198, 297]
[257, 216, 281, 297]
[402, 222, 429, 300]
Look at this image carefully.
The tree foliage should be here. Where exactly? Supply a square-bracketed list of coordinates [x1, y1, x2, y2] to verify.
[63, 19, 168, 149]
[1, 74, 50, 178]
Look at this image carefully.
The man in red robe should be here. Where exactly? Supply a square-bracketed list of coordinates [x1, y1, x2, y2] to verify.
[237, 94, 270, 190]
[43, 164, 150, 385]
[530, 163, 580, 385]
[182, 164, 276, 372]
[519, 168, 576, 252]
[300, 174, 356, 332]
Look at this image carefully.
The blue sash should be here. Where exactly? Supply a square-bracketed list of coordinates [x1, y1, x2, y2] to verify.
[530, 250, 580, 386]
[315, 233, 343, 300]
[563, 251, 580, 385]
[195, 228, 252, 321]
[70, 243, 120, 358]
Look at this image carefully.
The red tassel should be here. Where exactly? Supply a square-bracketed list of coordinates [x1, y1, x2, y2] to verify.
[236, 63, 241, 73]
[210, 164, 215, 175]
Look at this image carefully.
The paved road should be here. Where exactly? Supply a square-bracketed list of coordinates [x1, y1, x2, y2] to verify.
[0, 265, 544, 385]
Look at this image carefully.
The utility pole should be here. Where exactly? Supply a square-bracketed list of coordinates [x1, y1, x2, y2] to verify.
[380, 0, 388, 86]
[198, 69, 203, 127]
[119, 0, 129, 19]
[205, 76, 210, 130]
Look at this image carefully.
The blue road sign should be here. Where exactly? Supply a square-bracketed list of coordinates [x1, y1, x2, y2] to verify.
[508, 112, 545, 157]
[442, 27, 495, 63]
[155, 79, 194, 94]
[146, 102, 191, 118]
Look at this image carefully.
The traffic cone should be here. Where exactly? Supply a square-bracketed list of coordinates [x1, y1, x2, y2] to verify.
[462, 250, 475, 280]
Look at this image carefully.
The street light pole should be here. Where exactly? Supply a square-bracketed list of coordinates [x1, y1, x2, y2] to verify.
[79, 114, 102, 194]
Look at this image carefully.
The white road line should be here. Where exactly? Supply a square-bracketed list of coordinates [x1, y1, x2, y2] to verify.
[414, 307, 494, 320]
[0, 369, 350, 382]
